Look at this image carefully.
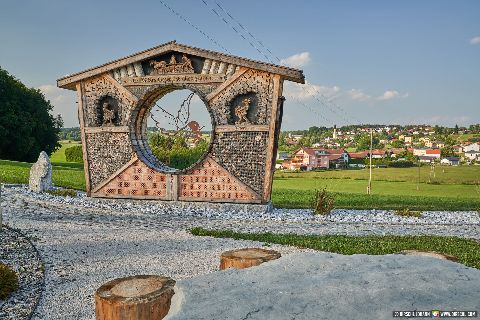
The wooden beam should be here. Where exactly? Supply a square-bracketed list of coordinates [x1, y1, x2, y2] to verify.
[84, 126, 130, 134]
[76, 82, 92, 196]
[91, 155, 138, 194]
[215, 125, 270, 133]
[206, 67, 248, 102]
[57, 41, 304, 90]
[102, 74, 139, 103]
[263, 75, 283, 202]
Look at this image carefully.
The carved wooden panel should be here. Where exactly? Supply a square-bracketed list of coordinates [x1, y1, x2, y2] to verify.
[96, 159, 168, 198]
[83, 75, 137, 127]
[209, 69, 274, 126]
[179, 157, 258, 201]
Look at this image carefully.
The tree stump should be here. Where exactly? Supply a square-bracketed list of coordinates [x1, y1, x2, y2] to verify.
[95, 275, 175, 320]
[400, 250, 458, 262]
[220, 248, 281, 270]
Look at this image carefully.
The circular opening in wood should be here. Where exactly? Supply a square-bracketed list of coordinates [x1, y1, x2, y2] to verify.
[132, 87, 214, 174]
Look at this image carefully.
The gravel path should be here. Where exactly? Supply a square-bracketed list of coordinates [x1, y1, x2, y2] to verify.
[0, 226, 44, 320]
[1, 186, 479, 319]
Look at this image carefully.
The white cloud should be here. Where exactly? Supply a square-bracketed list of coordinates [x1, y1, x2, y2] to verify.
[38, 84, 67, 104]
[284, 81, 340, 101]
[280, 52, 311, 68]
[37, 84, 78, 127]
[470, 36, 480, 45]
[377, 90, 399, 100]
[348, 89, 372, 102]
[285, 81, 408, 105]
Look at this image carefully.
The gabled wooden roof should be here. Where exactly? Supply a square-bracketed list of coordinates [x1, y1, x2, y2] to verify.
[57, 40, 305, 90]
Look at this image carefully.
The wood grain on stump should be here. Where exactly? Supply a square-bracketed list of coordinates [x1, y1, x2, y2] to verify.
[400, 250, 458, 262]
[220, 248, 281, 270]
[95, 275, 175, 320]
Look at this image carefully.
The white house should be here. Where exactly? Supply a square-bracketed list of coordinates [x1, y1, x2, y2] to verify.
[440, 157, 459, 166]
[464, 150, 480, 161]
[463, 142, 480, 153]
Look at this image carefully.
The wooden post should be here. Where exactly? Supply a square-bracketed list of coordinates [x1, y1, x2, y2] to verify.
[95, 275, 175, 320]
[220, 248, 281, 270]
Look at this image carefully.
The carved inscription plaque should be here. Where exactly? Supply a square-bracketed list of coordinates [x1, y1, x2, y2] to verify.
[122, 74, 226, 86]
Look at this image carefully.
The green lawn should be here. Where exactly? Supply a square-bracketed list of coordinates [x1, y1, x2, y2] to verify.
[273, 166, 480, 210]
[50, 140, 82, 164]
[191, 228, 480, 269]
[1, 142, 480, 210]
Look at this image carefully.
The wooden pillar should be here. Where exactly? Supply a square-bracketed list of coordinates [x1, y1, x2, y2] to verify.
[95, 275, 175, 320]
[220, 248, 281, 270]
[76, 82, 92, 196]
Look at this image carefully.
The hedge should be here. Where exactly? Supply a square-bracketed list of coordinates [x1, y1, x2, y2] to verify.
[65, 145, 83, 163]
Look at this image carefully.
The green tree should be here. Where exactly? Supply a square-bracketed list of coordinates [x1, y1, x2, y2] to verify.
[441, 145, 455, 157]
[0, 67, 62, 162]
[355, 133, 380, 151]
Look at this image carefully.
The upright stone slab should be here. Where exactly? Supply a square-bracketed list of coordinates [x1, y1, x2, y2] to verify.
[29, 151, 53, 192]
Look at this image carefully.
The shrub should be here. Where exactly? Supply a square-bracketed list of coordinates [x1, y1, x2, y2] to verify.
[0, 263, 18, 300]
[388, 160, 415, 168]
[64, 145, 83, 163]
[311, 188, 335, 215]
[394, 209, 423, 218]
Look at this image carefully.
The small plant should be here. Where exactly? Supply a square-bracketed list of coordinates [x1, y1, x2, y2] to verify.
[311, 188, 335, 215]
[394, 208, 423, 218]
[45, 189, 77, 197]
[0, 263, 18, 300]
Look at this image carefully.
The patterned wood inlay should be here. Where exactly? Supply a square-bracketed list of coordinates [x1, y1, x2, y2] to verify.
[179, 157, 258, 201]
[96, 160, 168, 198]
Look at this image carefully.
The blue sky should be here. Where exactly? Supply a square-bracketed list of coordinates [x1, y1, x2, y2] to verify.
[1, 0, 479, 130]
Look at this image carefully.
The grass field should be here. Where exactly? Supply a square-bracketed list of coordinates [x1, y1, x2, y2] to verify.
[50, 140, 82, 164]
[191, 228, 480, 269]
[1, 142, 479, 210]
[273, 166, 480, 210]
[0, 141, 85, 190]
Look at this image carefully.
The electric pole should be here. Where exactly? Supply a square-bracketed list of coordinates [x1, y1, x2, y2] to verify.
[367, 128, 373, 195]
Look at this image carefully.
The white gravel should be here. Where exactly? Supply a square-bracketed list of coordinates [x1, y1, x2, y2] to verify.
[1, 185, 479, 319]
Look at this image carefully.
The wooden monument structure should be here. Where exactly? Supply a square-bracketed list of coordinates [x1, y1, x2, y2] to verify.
[58, 41, 304, 204]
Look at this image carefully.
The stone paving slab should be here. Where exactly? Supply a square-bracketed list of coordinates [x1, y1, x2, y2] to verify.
[167, 252, 480, 320]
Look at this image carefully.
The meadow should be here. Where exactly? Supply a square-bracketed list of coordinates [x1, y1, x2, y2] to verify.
[273, 166, 480, 210]
[1, 142, 479, 210]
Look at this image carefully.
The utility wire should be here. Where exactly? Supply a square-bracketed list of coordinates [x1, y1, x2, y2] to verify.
[200, 0, 360, 126]
[159, 0, 231, 54]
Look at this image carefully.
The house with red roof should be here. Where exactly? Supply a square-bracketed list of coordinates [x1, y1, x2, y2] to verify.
[425, 149, 441, 159]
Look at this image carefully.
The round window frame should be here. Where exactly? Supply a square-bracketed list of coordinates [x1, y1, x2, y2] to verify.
[130, 85, 216, 175]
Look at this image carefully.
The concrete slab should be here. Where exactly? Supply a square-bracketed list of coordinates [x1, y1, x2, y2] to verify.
[166, 252, 480, 320]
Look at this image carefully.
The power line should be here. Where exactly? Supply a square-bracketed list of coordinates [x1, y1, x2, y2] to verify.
[200, 0, 360, 126]
[158, 0, 231, 54]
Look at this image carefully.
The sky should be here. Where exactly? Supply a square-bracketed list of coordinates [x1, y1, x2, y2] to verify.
[0, 0, 479, 130]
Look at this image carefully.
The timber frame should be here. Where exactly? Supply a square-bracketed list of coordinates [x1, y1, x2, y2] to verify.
[58, 41, 304, 204]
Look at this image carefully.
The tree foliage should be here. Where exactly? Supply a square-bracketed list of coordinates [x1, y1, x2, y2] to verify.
[148, 132, 209, 170]
[65, 145, 83, 162]
[0, 67, 62, 162]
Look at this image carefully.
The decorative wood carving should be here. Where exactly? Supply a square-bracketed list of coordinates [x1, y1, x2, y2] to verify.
[58, 42, 300, 205]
